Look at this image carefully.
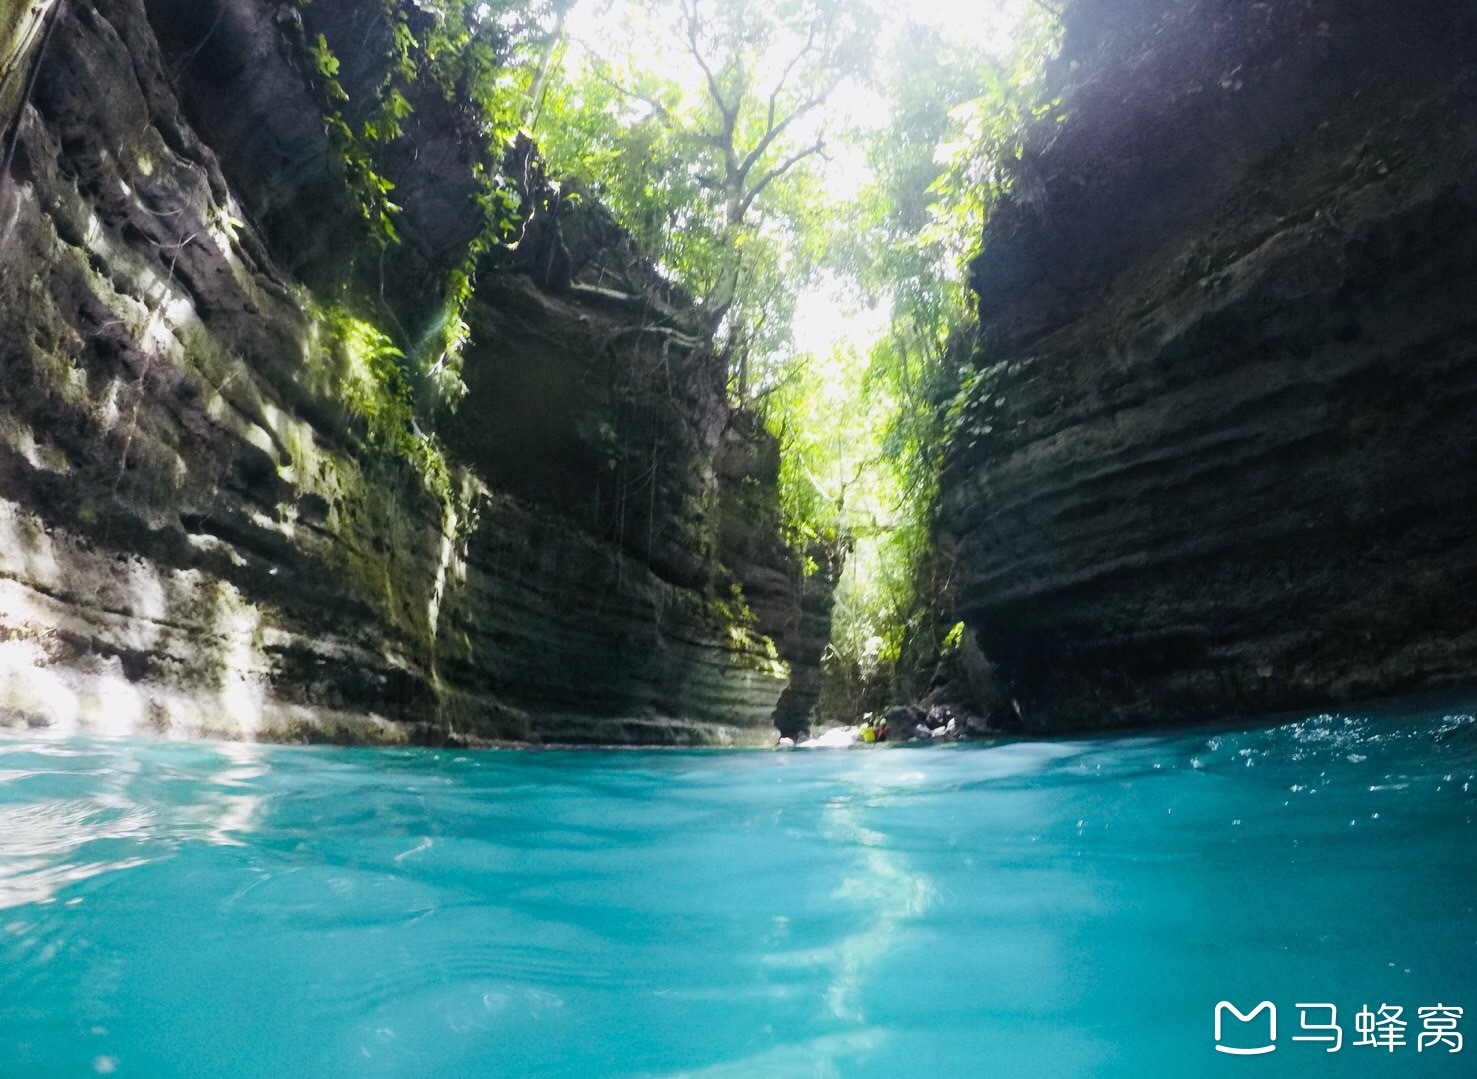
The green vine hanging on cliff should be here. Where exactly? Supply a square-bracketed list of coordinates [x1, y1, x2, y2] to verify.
[313, 303, 473, 537]
[291, 0, 568, 413]
[301, 26, 407, 247]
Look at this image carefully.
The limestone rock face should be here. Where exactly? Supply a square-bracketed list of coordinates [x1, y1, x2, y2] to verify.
[447, 183, 728, 591]
[0, 0, 815, 744]
[941, 0, 1477, 731]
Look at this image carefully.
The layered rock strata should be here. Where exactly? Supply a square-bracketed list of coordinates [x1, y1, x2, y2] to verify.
[941, 0, 1477, 730]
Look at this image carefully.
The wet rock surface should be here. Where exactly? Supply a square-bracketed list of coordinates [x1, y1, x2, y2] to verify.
[941, 0, 1477, 731]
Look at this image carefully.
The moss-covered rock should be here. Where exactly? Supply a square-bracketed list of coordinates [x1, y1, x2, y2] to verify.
[0, 0, 813, 745]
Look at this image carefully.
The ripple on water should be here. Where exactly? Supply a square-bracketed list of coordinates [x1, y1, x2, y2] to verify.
[0, 703, 1473, 1077]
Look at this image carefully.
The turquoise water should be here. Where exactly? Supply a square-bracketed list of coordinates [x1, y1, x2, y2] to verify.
[1, 702, 1474, 1077]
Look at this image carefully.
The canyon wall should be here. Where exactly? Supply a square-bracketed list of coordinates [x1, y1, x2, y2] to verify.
[0, 0, 822, 744]
[941, 0, 1477, 731]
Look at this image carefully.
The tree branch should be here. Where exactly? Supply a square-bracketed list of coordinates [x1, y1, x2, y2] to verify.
[682, 0, 735, 125]
[587, 61, 672, 124]
[734, 82, 831, 185]
[764, 16, 821, 137]
[739, 137, 825, 217]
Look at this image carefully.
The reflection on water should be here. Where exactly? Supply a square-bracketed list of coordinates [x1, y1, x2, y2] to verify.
[816, 765, 935, 1026]
[0, 739, 267, 911]
[0, 703, 1474, 1077]
[0, 801, 151, 910]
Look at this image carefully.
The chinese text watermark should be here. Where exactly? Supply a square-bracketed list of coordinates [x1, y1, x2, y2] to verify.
[1214, 1001, 1463, 1055]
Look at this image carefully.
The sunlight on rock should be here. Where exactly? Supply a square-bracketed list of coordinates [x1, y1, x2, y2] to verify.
[0, 644, 78, 730]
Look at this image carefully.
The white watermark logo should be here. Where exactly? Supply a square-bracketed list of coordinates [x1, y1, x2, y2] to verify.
[1215, 1001, 1277, 1055]
[1214, 1001, 1462, 1055]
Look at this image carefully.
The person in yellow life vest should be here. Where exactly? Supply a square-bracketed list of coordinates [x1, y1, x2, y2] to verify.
[860, 722, 876, 743]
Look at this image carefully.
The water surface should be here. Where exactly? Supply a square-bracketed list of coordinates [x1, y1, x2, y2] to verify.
[1, 700, 1474, 1076]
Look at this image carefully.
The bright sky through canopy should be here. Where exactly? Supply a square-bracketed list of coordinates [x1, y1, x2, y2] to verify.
[548, 0, 1047, 359]
[785, 0, 1036, 358]
[553, 0, 1041, 359]
[564, 0, 1032, 66]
